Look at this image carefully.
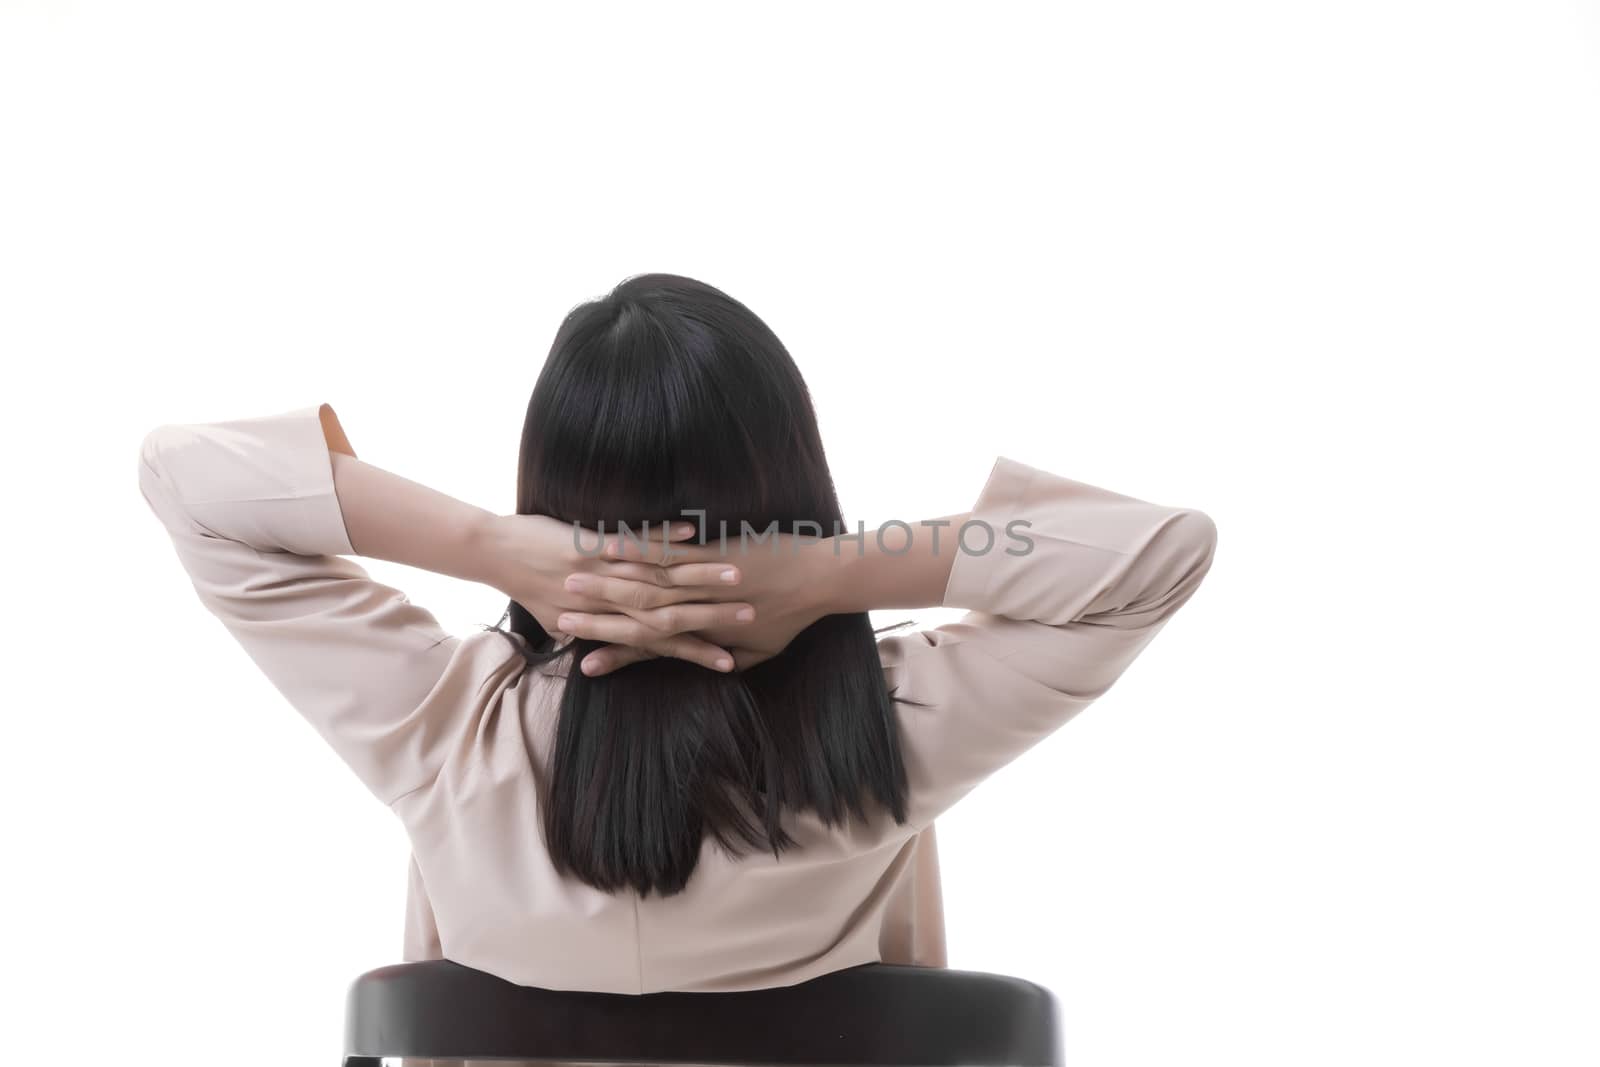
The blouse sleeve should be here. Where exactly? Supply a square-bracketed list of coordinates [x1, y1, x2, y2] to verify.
[137, 405, 465, 805]
[881, 456, 1219, 830]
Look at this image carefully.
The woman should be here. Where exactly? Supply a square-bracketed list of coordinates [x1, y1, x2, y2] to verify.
[138, 272, 1217, 997]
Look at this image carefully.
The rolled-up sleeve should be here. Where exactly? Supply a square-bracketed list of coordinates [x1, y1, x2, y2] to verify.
[137, 406, 463, 804]
[883, 456, 1218, 828]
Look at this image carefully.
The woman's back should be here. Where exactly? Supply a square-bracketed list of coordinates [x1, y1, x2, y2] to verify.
[396, 637, 949, 992]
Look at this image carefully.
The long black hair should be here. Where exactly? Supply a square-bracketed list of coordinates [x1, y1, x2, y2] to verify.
[493, 273, 910, 897]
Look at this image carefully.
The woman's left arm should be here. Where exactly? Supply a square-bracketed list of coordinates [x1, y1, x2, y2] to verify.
[138, 403, 748, 804]
[138, 404, 474, 804]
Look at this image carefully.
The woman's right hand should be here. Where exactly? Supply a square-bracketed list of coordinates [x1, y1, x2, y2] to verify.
[484, 513, 761, 673]
[556, 530, 839, 676]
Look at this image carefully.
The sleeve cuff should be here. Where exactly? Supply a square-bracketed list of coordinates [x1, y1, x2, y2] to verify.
[293, 404, 359, 557]
[163, 405, 359, 558]
[940, 456, 1038, 610]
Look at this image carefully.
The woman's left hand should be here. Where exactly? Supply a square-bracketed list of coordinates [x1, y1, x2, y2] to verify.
[555, 527, 836, 677]
[483, 513, 758, 673]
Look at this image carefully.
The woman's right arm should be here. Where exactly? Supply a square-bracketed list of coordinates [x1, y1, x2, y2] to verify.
[640, 455, 1217, 827]
[860, 456, 1218, 828]
[562, 455, 1217, 830]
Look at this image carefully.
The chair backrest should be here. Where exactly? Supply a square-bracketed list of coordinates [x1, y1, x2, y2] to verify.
[344, 959, 1063, 1066]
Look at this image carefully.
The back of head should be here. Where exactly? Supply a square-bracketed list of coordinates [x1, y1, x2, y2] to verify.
[502, 272, 909, 897]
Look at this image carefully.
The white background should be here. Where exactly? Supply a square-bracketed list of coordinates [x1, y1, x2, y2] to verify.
[3, 2, 1596, 1064]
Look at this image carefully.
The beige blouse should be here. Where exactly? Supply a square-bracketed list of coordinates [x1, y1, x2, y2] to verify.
[138, 406, 1217, 995]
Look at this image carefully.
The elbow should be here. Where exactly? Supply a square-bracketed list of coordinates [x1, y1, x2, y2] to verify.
[137, 424, 177, 487]
[1104, 508, 1217, 628]
[137, 422, 213, 536]
[137, 422, 196, 505]
[1068, 505, 1219, 631]
[138, 425, 164, 485]
[1168, 508, 1218, 592]
[1179, 508, 1219, 571]
[1161, 507, 1219, 607]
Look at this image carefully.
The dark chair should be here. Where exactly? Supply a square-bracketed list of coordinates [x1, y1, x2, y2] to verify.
[343, 959, 1064, 1066]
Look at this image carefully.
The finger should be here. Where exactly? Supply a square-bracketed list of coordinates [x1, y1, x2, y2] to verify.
[564, 572, 680, 611]
[646, 635, 736, 673]
[603, 533, 729, 565]
[646, 521, 700, 542]
[579, 644, 658, 677]
[631, 600, 755, 636]
[579, 637, 735, 676]
[596, 522, 691, 555]
[558, 606, 752, 644]
[654, 561, 743, 587]
[598, 521, 698, 542]
[571, 565, 741, 603]
[556, 611, 665, 645]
